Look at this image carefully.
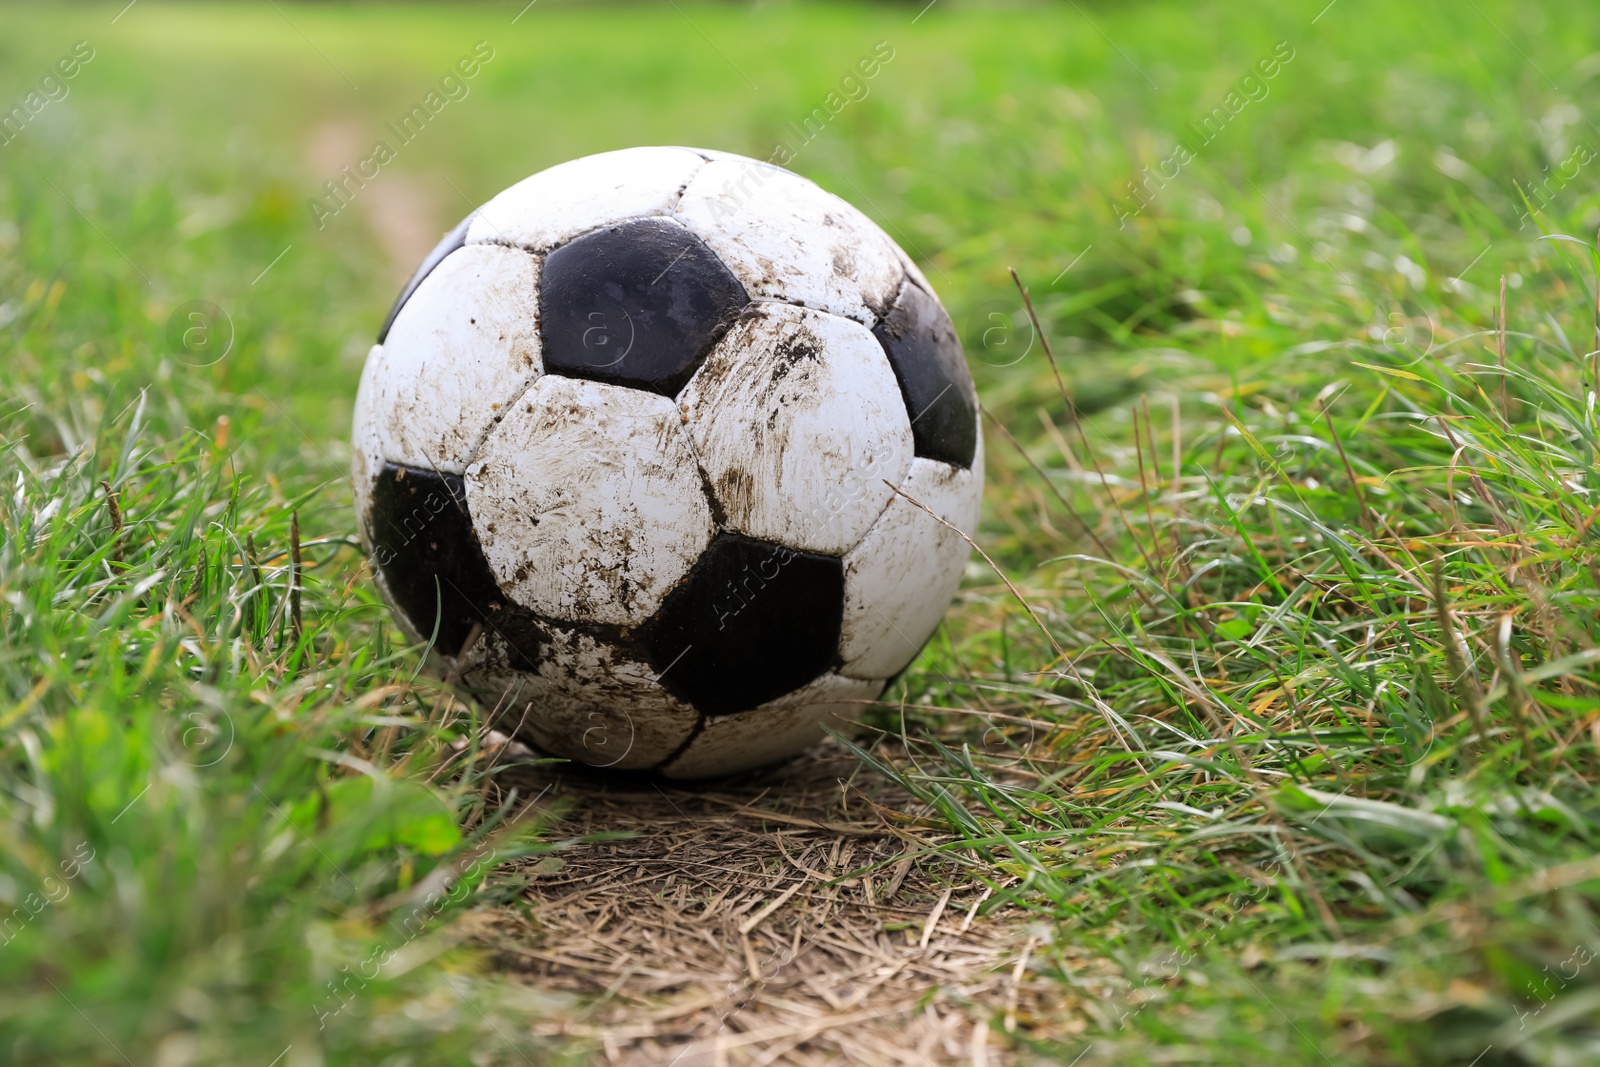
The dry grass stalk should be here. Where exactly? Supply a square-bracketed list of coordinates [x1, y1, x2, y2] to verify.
[1495, 612, 1542, 770]
[101, 479, 124, 562]
[981, 406, 1124, 568]
[1132, 402, 1166, 573]
[1006, 266, 1071, 415]
[1319, 400, 1373, 534]
[290, 508, 304, 642]
[1431, 556, 1489, 754]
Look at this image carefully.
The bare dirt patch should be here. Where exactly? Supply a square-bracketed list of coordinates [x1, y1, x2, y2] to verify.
[305, 117, 445, 284]
[473, 736, 1100, 1066]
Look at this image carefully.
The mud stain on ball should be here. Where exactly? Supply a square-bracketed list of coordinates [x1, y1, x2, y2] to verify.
[714, 466, 755, 518]
[680, 303, 913, 554]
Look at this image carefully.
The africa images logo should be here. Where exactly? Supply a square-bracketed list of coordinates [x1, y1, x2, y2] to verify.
[0, 41, 96, 148]
[1116, 40, 1297, 228]
[307, 42, 496, 230]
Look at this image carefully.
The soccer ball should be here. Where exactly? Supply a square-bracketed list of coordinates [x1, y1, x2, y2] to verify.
[352, 146, 982, 778]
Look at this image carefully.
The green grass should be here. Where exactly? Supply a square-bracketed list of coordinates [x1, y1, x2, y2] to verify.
[4, 0, 1600, 1063]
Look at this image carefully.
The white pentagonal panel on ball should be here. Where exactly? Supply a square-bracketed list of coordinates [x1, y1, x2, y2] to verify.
[659, 673, 882, 779]
[839, 442, 984, 680]
[464, 628, 700, 771]
[680, 303, 914, 556]
[467, 376, 715, 628]
[673, 160, 905, 326]
[366, 244, 542, 474]
[466, 146, 707, 252]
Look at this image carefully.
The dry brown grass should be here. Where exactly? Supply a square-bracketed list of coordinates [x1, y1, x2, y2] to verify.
[468, 735, 1105, 1066]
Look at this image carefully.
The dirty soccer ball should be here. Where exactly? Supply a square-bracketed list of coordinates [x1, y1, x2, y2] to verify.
[352, 146, 982, 778]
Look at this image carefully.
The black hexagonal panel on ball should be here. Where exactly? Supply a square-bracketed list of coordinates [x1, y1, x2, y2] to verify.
[367, 463, 543, 670]
[642, 533, 844, 716]
[538, 217, 748, 396]
[872, 280, 978, 470]
[377, 211, 474, 344]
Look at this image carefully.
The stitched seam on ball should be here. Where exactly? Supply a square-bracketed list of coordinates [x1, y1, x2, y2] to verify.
[459, 295, 550, 471]
[835, 665, 894, 686]
[459, 367, 544, 474]
[684, 301, 913, 556]
[804, 300, 917, 553]
[839, 470, 907, 561]
[865, 235, 913, 327]
[477, 210, 697, 259]
[664, 155, 709, 214]
[666, 202, 880, 330]
[652, 710, 706, 771]
[879, 271, 909, 332]
[674, 407, 730, 532]
[710, 295, 882, 331]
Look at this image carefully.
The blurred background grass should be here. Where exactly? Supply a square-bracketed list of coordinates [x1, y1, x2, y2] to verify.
[8, 0, 1590, 452]
[6, 1, 1600, 1064]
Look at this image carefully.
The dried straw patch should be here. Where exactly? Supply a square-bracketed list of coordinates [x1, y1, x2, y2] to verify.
[470, 735, 1109, 1065]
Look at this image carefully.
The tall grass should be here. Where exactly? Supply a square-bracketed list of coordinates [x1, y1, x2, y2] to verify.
[865, 242, 1600, 1061]
[0, 399, 564, 1062]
